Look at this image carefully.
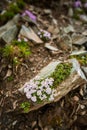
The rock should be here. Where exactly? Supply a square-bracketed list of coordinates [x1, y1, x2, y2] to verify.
[1, 25, 18, 44]
[0, 14, 20, 44]
[45, 43, 58, 51]
[18, 59, 86, 113]
[58, 35, 72, 52]
[3, 69, 12, 80]
[19, 25, 43, 44]
[68, 7, 73, 17]
[48, 26, 59, 35]
[73, 96, 79, 102]
[72, 34, 87, 46]
[52, 18, 58, 26]
[71, 58, 86, 80]
[82, 30, 87, 36]
[80, 15, 87, 22]
[21, 15, 37, 25]
[0, 14, 20, 32]
[64, 25, 75, 34]
[70, 50, 87, 56]
[82, 66, 87, 77]
[37, 60, 61, 79]
[44, 9, 52, 14]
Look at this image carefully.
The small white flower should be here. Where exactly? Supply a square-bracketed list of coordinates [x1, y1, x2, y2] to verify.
[31, 96, 37, 102]
[49, 95, 54, 101]
[46, 87, 52, 95]
[24, 37, 28, 42]
[37, 90, 42, 96]
[26, 92, 31, 99]
[52, 89, 57, 97]
[42, 94, 47, 99]
[24, 86, 29, 93]
[29, 89, 36, 94]
[18, 38, 21, 42]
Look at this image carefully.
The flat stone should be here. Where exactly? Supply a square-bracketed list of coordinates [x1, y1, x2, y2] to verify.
[72, 34, 87, 45]
[0, 14, 20, 33]
[64, 25, 75, 34]
[70, 50, 87, 56]
[45, 43, 58, 51]
[0, 14, 20, 44]
[58, 35, 72, 52]
[44, 9, 52, 14]
[1, 25, 18, 44]
[19, 25, 43, 44]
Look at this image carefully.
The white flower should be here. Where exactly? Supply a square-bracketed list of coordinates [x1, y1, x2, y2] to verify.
[37, 90, 42, 96]
[52, 89, 57, 97]
[46, 87, 52, 94]
[42, 94, 47, 99]
[24, 37, 28, 42]
[24, 86, 29, 93]
[31, 96, 37, 102]
[26, 92, 31, 99]
[49, 95, 54, 101]
[29, 89, 36, 94]
[18, 38, 21, 42]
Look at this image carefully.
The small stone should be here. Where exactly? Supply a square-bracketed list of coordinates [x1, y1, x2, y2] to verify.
[80, 105, 85, 109]
[29, 57, 34, 63]
[45, 43, 58, 51]
[68, 7, 73, 17]
[64, 25, 75, 34]
[19, 25, 43, 44]
[80, 111, 86, 115]
[73, 96, 79, 102]
[1, 25, 18, 44]
[44, 9, 52, 14]
[80, 15, 87, 22]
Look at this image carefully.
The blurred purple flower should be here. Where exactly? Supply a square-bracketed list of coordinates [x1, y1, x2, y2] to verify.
[74, 0, 82, 8]
[84, 2, 87, 8]
[22, 10, 36, 22]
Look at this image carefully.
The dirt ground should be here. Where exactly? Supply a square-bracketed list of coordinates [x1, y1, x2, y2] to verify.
[0, 1, 87, 130]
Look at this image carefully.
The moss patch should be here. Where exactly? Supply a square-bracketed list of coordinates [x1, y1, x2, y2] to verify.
[50, 63, 72, 88]
[0, 0, 25, 25]
[1, 40, 31, 65]
[70, 55, 87, 66]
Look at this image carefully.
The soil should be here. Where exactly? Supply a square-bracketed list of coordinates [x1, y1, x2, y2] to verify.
[0, 1, 87, 130]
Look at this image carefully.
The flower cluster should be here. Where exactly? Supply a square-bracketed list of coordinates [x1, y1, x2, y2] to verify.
[38, 29, 51, 42]
[24, 76, 56, 103]
[74, 0, 87, 8]
[22, 10, 36, 22]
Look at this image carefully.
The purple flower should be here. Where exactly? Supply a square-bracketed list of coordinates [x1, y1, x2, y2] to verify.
[74, 0, 82, 8]
[22, 10, 36, 22]
[84, 2, 87, 8]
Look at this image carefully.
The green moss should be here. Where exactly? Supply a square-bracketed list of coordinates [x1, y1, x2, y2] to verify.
[17, 0, 25, 9]
[20, 102, 30, 113]
[2, 40, 31, 65]
[12, 40, 31, 57]
[7, 76, 14, 81]
[50, 63, 72, 88]
[0, 11, 15, 24]
[8, 3, 21, 14]
[0, 0, 26, 25]
[70, 55, 87, 66]
[3, 45, 14, 57]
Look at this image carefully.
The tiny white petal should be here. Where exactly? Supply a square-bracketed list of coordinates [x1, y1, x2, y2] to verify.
[26, 92, 31, 99]
[24, 37, 28, 42]
[46, 87, 52, 94]
[37, 90, 42, 96]
[31, 96, 37, 102]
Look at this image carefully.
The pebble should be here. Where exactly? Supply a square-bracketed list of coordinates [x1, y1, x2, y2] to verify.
[73, 96, 79, 102]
